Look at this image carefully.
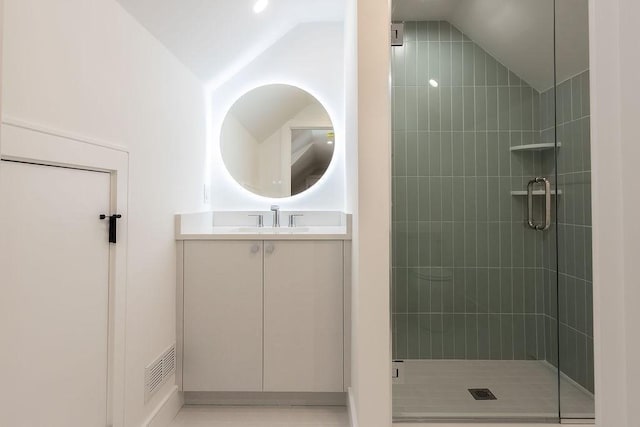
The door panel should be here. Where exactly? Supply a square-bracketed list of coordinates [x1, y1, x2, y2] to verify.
[263, 240, 344, 392]
[183, 240, 263, 391]
[0, 161, 111, 427]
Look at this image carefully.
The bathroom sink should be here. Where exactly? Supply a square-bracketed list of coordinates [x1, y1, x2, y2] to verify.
[175, 212, 352, 240]
[232, 227, 311, 233]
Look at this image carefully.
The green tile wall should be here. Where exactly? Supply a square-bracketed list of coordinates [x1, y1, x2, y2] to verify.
[540, 70, 594, 393]
[391, 21, 548, 362]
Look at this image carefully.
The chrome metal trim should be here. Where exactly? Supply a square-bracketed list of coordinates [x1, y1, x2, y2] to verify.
[541, 177, 552, 231]
[288, 214, 303, 228]
[527, 178, 537, 230]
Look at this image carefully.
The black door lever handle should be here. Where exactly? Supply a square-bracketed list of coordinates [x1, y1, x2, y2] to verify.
[100, 214, 123, 243]
[99, 214, 122, 220]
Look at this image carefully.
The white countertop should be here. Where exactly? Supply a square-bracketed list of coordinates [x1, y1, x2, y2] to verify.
[175, 211, 352, 241]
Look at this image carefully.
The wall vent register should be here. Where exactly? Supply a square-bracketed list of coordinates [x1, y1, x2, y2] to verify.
[144, 344, 176, 402]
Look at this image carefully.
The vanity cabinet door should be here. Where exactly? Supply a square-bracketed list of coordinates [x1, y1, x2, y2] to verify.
[183, 241, 263, 391]
[263, 240, 344, 392]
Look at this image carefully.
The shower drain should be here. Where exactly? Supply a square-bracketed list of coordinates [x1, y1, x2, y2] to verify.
[468, 388, 497, 400]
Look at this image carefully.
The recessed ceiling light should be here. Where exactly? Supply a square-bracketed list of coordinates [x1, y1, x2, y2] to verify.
[429, 79, 439, 88]
[253, 0, 269, 14]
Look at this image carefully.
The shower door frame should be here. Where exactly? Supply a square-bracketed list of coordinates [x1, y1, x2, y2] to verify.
[388, 0, 595, 423]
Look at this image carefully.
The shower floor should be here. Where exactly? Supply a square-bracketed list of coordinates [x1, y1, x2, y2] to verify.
[393, 360, 594, 421]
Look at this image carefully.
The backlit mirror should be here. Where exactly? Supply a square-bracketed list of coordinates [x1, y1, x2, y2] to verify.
[220, 84, 335, 198]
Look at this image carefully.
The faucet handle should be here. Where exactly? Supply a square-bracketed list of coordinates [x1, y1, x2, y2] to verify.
[288, 214, 304, 228]
[270, 205, 281, 227]
[248, 214, 264, 228]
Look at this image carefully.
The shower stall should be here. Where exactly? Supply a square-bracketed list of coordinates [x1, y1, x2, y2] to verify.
[390, 0, 594, 422]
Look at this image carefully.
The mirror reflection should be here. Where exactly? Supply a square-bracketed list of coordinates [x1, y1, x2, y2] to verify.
[220, 84, 335, 198]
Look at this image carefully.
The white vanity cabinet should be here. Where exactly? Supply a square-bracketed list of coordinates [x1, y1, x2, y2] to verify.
[180, 239, 346, 394]
[183, 241, 264, 391]
[263, 241, 344, 392]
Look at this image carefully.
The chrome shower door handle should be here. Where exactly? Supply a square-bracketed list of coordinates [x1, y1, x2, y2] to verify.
[541, 177, 552, 231]
[527, 177, 552, 231]
[527, 179, 537, 230]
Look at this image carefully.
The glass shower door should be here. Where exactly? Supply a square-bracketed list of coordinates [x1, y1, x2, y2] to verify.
[390, 0, 591, 422]
[554, 0, 595, 420]
[390, 0, 561, 421]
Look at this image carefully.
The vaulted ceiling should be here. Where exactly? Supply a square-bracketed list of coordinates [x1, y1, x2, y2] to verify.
[228, 85, 316, 142]
[115, 0, 346, 83]
[115, 0, 588, 93]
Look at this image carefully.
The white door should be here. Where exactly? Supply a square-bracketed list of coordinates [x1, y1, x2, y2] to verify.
[263, 240, 344, 392]
[0, 161, 111, 427]
[183, 241, 264, 391]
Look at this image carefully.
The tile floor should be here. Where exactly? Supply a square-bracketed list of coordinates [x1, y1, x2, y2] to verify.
[393, 360, 595, 421]
[169, 405, 349, 427]
[169, 360, 594, 425]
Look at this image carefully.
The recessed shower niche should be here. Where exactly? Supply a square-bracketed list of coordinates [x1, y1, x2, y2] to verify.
[390, 0, 593, 422]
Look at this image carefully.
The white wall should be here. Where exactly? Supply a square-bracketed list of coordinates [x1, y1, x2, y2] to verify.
[347, 0, 393, 426]
[619, 1, 640, 423]
[220, 113, 259, 192]
[258, 128, 285, 197]
[590, 1, 640, 426]
[1, 1, 207, 426]
[0, 0, 3, 154]
[344, 0, 358, 224]
[588, 0, 640, 426]
[343, 1, 359, 422]
[206, 22, 345, 211]
[588, 0, 626, 425]
[289, 102, 333, 128]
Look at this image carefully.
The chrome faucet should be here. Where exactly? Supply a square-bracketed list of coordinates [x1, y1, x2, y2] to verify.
[270, 205, 280, 227]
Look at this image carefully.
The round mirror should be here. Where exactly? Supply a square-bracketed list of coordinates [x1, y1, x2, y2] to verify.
[220, 84, 335, 198]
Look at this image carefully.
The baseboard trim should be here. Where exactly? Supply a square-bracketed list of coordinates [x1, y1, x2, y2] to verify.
[347, 387, 358, 427]
[144, 385, 183, 427]
[184, 391, 346, 406]
[393, 419, 593, 426]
